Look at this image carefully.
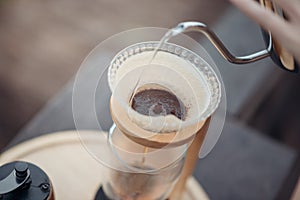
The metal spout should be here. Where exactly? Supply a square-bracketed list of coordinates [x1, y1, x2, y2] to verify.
[176, 21, 272, 64]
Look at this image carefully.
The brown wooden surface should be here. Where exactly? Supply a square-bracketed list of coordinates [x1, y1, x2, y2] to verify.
[0, 131, 209, 200]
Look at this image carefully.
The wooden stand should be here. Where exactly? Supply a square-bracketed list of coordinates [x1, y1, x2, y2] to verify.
[0, 131, 209, 200]
[169, 118, 211, 200]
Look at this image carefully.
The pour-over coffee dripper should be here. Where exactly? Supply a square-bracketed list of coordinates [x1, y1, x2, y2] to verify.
[72, 26, 225, 200]
[108, 42, 221, 149]
[103, 38, 223, 199]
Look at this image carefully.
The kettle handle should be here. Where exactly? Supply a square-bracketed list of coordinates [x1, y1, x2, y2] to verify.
[259, 0, 298, 72]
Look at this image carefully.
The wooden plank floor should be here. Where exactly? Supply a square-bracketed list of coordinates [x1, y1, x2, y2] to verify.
[0, 0, 229, 150]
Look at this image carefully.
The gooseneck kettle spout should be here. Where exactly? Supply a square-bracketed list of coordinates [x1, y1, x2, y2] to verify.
[175, 21, 272, 65]
[175, 0, 299, 74]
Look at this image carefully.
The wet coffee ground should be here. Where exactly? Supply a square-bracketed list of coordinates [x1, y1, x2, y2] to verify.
[131, 89, 186, 120]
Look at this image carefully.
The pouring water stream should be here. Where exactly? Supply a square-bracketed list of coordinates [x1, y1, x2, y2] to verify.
[129, 24, 185, 105]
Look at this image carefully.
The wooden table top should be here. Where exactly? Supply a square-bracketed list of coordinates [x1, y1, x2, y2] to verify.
[0, 131, 209, 200]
